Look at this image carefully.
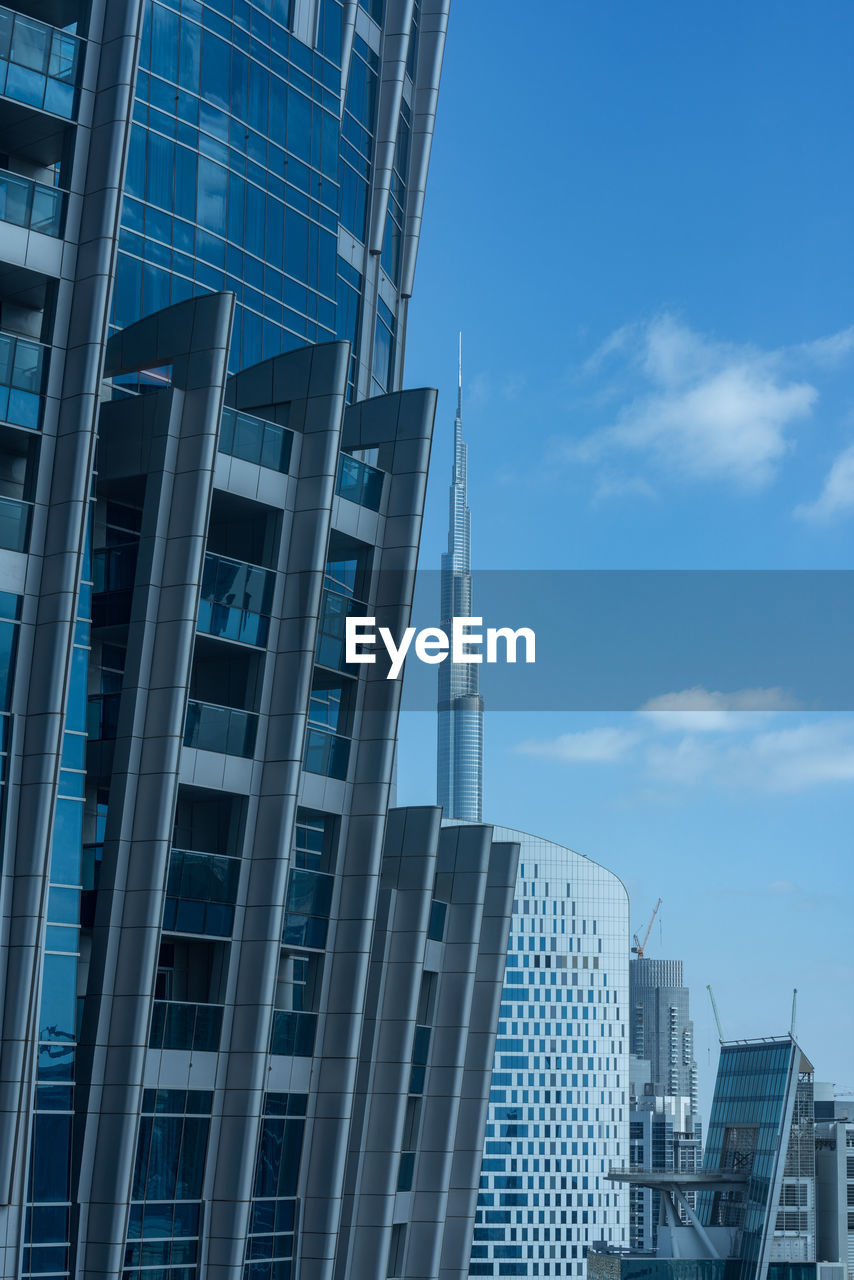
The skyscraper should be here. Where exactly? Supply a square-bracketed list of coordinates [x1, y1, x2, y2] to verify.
[629, 957, 702, 1252]
[0, 3, 509, 1279]
[630, 959, 699, 1111]
[460, 824, 630, 1279]
[437, 337, 483, 821]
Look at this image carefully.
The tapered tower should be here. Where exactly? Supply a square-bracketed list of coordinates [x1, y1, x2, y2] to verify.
[437, 335, 484, 820]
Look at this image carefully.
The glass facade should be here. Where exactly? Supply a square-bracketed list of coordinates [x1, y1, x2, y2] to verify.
[468, 828, 630, 1278]
[0, 0, 450, 1274]
[112, 0, 418, 398]
[698, 1040, 802, 1280]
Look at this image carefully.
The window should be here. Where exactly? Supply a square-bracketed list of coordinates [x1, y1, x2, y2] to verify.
[387, 1223, 406, 1277]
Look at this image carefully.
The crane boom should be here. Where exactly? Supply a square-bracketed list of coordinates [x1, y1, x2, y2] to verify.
[707, 985, 725, 1044]
[631, 897, 662, 959]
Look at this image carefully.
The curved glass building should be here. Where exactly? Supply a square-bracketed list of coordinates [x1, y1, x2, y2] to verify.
[458, 825, 631, 1278]
[114, 0, 441, 399]
[0, 4, 493, 1280]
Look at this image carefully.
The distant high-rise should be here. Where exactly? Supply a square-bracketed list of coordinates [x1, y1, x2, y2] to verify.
[629, 957, 702, 1251]
[437, 337, 484, 820]
[461, 824, 631, 1278]
[630, 959, 699, 1109]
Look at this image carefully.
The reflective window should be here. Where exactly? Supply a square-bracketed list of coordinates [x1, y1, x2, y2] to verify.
[219, 406, 293, 473]
[371, 298, 395, 395]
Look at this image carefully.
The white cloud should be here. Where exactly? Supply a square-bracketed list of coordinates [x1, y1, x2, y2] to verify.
[515, 704, 854, 795]
[644, 718, 854, 792]
[789, 325, 854, 369]
[794, 442, 854, 523]
[640, 685, 799, 732]
[517, 727, 641, 763]
[566, 313, 854, 491]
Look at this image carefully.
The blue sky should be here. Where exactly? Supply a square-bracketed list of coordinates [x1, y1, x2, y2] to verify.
[395, 1, 854, 1120]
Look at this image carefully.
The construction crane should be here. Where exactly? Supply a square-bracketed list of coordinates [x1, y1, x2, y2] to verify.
[631, 898, 662, 959]
[707, 985, 725, 1044]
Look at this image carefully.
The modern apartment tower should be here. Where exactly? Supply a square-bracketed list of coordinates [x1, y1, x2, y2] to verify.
[630, 959, 699, 1110]
[437, 338, 483, 821]
[0, 2, 514, 1279]
[461, 825, 631, 1279]
[629, 958, 702, 1252]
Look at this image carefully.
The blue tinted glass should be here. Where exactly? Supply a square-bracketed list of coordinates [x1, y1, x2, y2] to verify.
[38, 954, 77, 1043]
[50, 798, 83, 884]
[29, 1113, 71, 1202]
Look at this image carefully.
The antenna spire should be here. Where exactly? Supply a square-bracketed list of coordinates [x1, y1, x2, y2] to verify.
[457, 330, 462, 420]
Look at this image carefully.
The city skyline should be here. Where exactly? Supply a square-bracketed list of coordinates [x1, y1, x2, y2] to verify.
[397, 0, 853, 1123]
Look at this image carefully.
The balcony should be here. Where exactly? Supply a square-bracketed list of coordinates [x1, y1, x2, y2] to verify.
[162, 848, 240, 938]
[86, 690, 120, 741]
[0, 494, 30, 551]
[282, 868, 333, 950]
[0, 6, 81, 119]
[0, 330, 46, 430]
[148, 1000, 223, 1053]
[197, 551, 275, 648]
[302, 727, 349, 781]
[183, 699, 258, 758]
[219, 406, 292, 474]
[0, 168, 65, 236]
[270, 1009, 317, 1058]
[335, 452, 384, 511]
[315, 588, 369, 672]
[92, 542, 138, 627]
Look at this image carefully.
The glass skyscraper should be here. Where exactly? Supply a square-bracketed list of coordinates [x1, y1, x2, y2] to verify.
[437, 339, 483, 821]
[0, 3, 523, 1279]
[459, 825, 630, 1279]
[699, 1038, 817, 1280]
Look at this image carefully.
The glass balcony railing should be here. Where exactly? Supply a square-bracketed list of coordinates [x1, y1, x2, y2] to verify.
[0, 6, 81, 119]
[183, 699, 258, 758]
[148, 1000, 224, 1053]
[197, 552, 275, 648]
[92, 543, 138, 626]
[0, 330, 46, 430]
[0, 169, 65, 237]
[270, 1009, 317, 1058]
[315, 588, 370, 671]
[162, 848, 241, 937]
[303, 727, 350, 781]
[219, 406, 293, 474]
[0, 495, 31, 552]
[86, 691, 120, 741]
[335, 453, 384, 511]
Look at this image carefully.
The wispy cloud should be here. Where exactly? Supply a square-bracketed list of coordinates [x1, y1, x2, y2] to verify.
[514, 691, 854, 794]
[794, 441, 854, 523]
[518, 726, 641, 763]
[593, 473, 658, 503]
[566, 313, 854, 492]
[640, 685, 799, 733]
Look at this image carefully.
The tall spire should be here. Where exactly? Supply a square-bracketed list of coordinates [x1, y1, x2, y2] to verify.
[437, 333, 484, 821]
